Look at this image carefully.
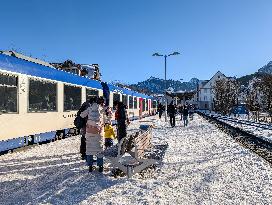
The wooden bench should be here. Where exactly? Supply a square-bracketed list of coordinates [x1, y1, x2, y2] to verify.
[102, 127, 159, 178]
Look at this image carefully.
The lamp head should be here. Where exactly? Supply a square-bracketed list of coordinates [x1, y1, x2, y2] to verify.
[152, 53, 163, 57]
[168, 52, 180, 56]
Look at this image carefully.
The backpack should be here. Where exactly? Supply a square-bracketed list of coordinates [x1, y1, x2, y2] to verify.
[74, 116, 86, 129]
[74, 102, 89, 129]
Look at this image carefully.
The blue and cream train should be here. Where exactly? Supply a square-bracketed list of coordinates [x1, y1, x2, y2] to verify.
[0, 53, 157, 153]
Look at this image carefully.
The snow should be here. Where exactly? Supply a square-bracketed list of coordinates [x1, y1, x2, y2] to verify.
[0, 115, 272, 205]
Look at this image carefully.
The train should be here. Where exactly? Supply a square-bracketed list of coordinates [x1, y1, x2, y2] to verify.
[0, 52, 157, 153]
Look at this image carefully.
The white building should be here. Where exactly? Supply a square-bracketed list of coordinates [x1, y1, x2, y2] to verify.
[197, 71, 229, 110]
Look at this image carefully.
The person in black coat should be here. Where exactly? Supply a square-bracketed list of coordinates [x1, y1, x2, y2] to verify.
[178, 105, 183, 120]
[183, 106, 189, 127]
[157, 103, 163, 119]
[114, 101, 130, 142]
[77, 98, 95, 160]
[168, 101, 176, 127]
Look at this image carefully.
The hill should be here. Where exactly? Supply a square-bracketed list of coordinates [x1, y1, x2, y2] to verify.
[129, 77, 199, 94]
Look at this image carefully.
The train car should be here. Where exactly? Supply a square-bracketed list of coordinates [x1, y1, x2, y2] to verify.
[0, 52, 157, 153]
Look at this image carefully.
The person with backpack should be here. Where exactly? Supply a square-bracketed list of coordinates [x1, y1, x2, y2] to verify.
[75, 100, 90, 160]
[80, 96, 106, 172]
[114, 101, 130, 142]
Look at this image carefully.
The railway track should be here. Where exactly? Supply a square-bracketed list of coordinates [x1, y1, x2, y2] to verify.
[198, 112, 272, 165]
[216, 116, 272, 131]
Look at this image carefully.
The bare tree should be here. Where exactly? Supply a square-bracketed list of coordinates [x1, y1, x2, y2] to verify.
[213, 78, 239, 115]
[256, 75, 272, 117]
[246, 78, 260, 110]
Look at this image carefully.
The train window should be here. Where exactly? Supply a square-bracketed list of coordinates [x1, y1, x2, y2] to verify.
[129, 96, 133, 109]
[29, 79, 57, 112]
[64, 85, 81, 111]
[113, 93, 120, 103]
[86, 88, 99, 100]
[142, 99, 145, 111]
[0, 73, 18, 113]
[113, 93, 120, 110]
[153, 100, 157, 108]
[133, 97, 137, 109]
[122, 95, 128, 106]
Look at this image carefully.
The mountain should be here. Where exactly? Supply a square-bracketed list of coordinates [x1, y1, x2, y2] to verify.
[129, 76, 199, 94]
[237, 73, 266, 87]
[237, 61, 272, 86]
[127, 60, 272, 95]
[258, 61, 272, 74]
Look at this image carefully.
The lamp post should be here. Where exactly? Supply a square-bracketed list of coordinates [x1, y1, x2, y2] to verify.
[152, 52, 180, 121]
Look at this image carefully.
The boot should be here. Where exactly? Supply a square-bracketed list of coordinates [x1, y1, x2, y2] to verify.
[98, 166, 103, 173]
[81, 154, 86, 160]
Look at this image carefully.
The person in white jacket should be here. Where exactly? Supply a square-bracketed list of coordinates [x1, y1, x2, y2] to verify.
[80, 96, 106, 172]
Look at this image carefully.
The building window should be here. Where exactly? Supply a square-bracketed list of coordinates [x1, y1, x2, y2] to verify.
[129, 96, 133, 109]
[204, 96, 207, 101]
[134, 97, 137, 109]
[146, 99, 148, 111]
[86, 88, 99, 100]
[204, 89, 207, 93]
[29, 79, 57, 112]
[64, 85, 81, 111]
[122, 95, 128, 106]
[0, 73, 18, 113]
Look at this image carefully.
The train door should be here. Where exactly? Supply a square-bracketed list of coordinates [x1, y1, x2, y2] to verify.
[148, 99, 151, 115]
[139, 98, 143, 118]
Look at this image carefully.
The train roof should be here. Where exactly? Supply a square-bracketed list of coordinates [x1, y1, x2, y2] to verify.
[0, 53, 153, 99]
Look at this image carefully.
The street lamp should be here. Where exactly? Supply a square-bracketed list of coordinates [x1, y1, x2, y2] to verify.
[152, 51, 180, 121]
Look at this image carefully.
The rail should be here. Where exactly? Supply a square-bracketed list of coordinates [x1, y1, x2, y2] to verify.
[197, 111, 272, 165]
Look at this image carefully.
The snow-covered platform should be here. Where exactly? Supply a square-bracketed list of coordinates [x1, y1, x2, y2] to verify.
[0, 115, 271, 205]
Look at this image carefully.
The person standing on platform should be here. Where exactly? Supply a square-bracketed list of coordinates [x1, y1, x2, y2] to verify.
[168, 101, 176, 127]
[104, 102, 116, 148]
[183, 106, 189, 127]
[178, 105, 183, 121]
[97, 96, 115, 148]
[157, 103, 163, 119]
[80, 96, 105, 173]
[114, 101, 130, 142]
[77, 99, 91, 160]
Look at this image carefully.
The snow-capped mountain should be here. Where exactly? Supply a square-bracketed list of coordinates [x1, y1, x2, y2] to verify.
[129, 76, 199, 94]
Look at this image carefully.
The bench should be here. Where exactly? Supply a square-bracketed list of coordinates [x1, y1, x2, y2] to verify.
[102, 126, 159, 178]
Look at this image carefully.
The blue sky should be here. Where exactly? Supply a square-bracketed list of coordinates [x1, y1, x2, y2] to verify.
[1, 0, 272, 83]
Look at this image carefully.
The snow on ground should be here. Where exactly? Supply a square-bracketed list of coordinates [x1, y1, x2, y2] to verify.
[0, 115, 272, 205]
